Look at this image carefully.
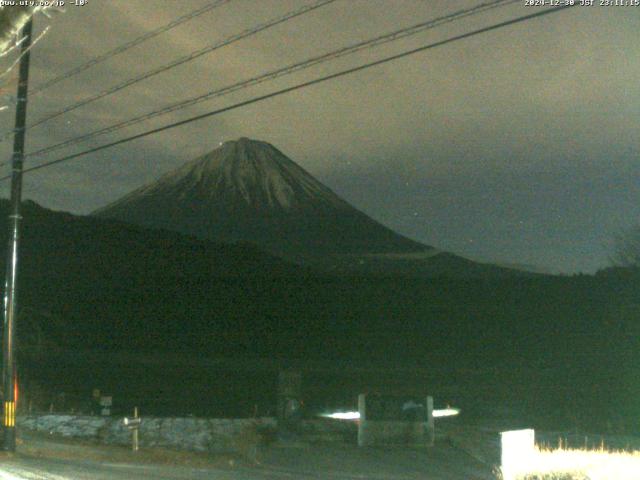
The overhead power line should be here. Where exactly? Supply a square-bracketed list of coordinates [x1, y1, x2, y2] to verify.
[0, 4, 576, 182]
[22, 0, 336, 132]
[30, 0, 233, 95]
[26, 0, 517, 160]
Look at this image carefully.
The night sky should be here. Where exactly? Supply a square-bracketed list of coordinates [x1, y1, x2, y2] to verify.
[0, 0, 638, 274]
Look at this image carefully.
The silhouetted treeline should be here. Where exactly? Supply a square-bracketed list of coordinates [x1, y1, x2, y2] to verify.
[0, 201, 638, 430]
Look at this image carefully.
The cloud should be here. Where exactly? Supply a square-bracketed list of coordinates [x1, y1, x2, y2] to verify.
[0, 0, 636, 273]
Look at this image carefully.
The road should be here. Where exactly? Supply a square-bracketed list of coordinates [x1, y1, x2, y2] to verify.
[0, 443, 495, 479]
[0, 456, 256, 480]
[0, 426, 496, 479]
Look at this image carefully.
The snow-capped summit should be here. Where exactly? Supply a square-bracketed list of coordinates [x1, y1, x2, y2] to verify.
[153, 137, 351, 211]
[93, 138, 430, 257]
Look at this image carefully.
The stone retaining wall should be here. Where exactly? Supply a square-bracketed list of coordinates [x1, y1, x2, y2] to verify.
[18, 414, 276, 453]
[17, 414, 358, 453]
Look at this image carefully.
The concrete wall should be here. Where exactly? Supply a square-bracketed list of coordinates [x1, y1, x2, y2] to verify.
[18, 414, 276, 453]
[357, 394, 434, 447]
[298, 418, 357, 442]
[358, 420, 433, 446]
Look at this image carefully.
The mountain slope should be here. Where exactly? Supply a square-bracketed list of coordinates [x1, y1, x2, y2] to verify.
[2, 200, 628, 427]
[0, 200, 303, 353]
[93, 138, 431, 257]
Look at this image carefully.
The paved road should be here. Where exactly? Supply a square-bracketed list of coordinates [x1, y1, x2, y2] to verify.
[259, 443, 495, 479]
[0, 443, 495, 480]
[1, 427, 497, 480]
[2, 456, 282, 480]
[0, 457, 245, 479]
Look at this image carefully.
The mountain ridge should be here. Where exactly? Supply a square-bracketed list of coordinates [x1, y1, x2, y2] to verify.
[93, 137, 432, 258]
[93, 137, 536, 277]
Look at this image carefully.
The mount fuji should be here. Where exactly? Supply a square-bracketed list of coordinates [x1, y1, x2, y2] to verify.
[94, 138, 516, 275]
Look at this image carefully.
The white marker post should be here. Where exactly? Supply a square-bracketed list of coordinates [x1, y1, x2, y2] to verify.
[426, 396, 434, 446]
[124, 407, 141, 452]
[500, 429, 535, 480]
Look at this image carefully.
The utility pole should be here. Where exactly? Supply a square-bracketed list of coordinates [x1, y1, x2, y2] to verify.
[2, 17, 33, 452]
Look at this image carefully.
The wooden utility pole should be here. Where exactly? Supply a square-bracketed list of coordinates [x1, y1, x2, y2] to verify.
[2, 17, 33, 452]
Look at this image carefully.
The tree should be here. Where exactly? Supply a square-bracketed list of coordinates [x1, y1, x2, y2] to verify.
[611, 226, 640, 269]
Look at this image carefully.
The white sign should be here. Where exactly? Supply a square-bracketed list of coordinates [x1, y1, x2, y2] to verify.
[501, 429, 535, 480]
[124, 417, 141, 429]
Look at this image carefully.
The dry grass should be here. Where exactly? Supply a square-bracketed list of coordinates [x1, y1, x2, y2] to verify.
[500, 445, 640, 480]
